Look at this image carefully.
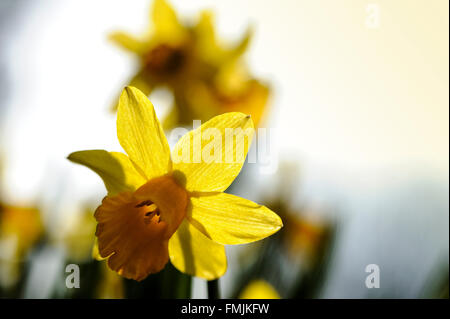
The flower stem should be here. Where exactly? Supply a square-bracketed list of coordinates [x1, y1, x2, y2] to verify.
[207, 279, 220, 299]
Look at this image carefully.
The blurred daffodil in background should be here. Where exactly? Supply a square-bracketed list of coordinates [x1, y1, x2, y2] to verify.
[0, 204, 43, 292]
[0, 157, 43, 296]
[239, 279, 280, 299]
[110, 0, 270, 128]
[230, 162, 335, 299]
[281, 210, 331, 268]
[0, 205, 43, 259]
[68, 86, 282, 281]
[231, 201, 334, 299]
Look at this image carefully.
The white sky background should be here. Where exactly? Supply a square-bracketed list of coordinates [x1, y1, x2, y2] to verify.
[0, 0, 448, 298]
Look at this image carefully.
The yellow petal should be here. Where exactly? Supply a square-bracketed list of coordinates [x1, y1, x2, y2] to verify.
[232, 27, 252, 59]
[151, 0, 186, 44]
[172, 112, 254, 192]
[109, 31, 149, 55]
[195, 11, 252, 65]
[189, 193, 282, 245]
[195, 11, 217, 56]
[117, 86, 172, 180]
[239, 280, 281, 299]
[68, 150, 146, 196]
[168, 219, 226, 280]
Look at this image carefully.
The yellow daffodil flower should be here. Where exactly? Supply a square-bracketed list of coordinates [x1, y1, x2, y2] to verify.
[110, 0, 269, 128]
[109, 0, 194, 98]
[68, 87, 282, 281]
[239, 279, 280, 299]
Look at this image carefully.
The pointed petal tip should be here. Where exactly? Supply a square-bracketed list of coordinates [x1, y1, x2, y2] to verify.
[122, 86, 133, 95]
[67, 151, 80, 162]
[274, 213, 284, 229]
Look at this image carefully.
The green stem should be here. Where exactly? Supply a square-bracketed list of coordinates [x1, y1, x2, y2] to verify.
[207, 279, 220, 299]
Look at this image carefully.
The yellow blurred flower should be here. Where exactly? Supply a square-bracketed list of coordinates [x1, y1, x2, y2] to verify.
[110, 0, 270, 128]
[0, 204, 43, 288]
[263, 161, 333, 267]
[0, 204, 43, 258]
[239, 280, 280, 299]
[282, 212, 330, 265]
[185, 62, 270, 127]
[68, 87, 282, 281]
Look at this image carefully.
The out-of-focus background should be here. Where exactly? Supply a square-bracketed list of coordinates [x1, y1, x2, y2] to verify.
[0, 0, 448, 298]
